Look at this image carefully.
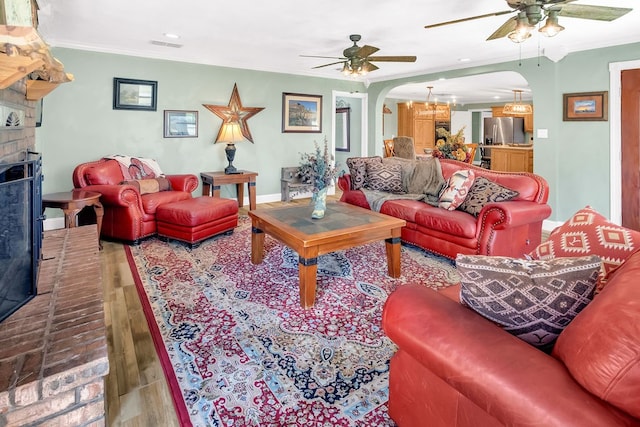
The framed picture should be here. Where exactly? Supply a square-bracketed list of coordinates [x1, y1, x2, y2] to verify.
[563, 91, 608, 121]
[282, 92, 322, 133]
[113, 77, 158, 111]
[163, 110, 198, 138]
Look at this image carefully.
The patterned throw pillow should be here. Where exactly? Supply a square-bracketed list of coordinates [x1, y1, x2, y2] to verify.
[528, 206, 640, 291]
[364, 162, 404, 193]
[346, 156, 382, 190]
[438, 169, 475, 210]
[121, 177, 172, 194]
[457, 254, 601, 349]
[458, 176, 519, 217]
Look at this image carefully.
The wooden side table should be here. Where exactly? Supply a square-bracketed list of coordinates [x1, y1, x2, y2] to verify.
[42, 190, 104, 249]
[200, 171, 258, 210]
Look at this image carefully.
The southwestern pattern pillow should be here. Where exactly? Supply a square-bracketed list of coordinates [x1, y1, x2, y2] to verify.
[458, 176, 519, 217]
[457, 254, 601, 349]
[346, 156, 382, 190]
[121, 177, 172, 194]
[528, 206, 640, 291]
[364, 162, 404, 193]
[438, 169, 475, 210]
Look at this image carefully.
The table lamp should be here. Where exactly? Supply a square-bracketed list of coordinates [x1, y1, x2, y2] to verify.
[216, 121, 244, 174]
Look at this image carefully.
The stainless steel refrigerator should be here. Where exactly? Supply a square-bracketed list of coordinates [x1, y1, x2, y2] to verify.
[483, 117, 525, 145]
[481, 117, 525, 168]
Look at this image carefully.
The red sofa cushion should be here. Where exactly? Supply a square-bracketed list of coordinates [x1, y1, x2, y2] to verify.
[552, 249, 640, 419]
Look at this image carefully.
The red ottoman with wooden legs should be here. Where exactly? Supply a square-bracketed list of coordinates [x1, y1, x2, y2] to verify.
[156, 197, 238, 246]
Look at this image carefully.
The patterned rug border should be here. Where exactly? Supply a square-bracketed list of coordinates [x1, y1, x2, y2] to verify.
[125, 245, 193, 426]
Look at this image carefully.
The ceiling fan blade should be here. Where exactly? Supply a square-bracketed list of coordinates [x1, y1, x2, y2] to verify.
[364, 62, 379, 72]
[486, 16, 517, 40]
[368, 55, 417, 63]
[356, 45, 379, 58]
[556, 4, 632, 21]
[300, 54, 345, 60]
[312, 61, 346, 69]
[425, 9, 513, 29]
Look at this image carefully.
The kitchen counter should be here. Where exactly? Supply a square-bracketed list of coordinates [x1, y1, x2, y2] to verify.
[490, 145, 533, 173]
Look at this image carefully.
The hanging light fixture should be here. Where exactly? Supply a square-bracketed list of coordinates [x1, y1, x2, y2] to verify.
[539, 9, 565, 37]
[424, 86, 438, 115]
[503, 89, 532, 115]
[508, 12, 534, 43]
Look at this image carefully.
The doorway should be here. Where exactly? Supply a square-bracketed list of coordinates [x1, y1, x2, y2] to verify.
[331, 91, 368, 177]
[609, 59, 640, 225]
[621, 68, 640, 230]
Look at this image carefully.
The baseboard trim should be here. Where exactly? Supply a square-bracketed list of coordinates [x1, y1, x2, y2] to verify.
[43, 217, 65, 231]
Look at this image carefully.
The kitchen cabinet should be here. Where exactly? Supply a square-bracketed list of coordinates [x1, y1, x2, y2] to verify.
[492, 105, 534, 133]
[490, 145, 533, 173]
[398, 103, 449, 154]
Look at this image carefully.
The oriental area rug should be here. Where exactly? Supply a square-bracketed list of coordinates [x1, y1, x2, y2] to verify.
[125, 216, 459, 426]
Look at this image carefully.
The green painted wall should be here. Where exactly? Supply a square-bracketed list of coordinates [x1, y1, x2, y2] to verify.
[36, 48, 363, 204]
[36, 44, 640, 224]
[369, 42, 640, 222]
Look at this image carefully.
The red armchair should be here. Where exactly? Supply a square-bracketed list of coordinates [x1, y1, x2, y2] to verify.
[382, 250, 640, 427]
[72, 158, 198, 243]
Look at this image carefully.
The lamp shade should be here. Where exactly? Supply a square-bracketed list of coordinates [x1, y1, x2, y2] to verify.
[216, 121, 244, 144]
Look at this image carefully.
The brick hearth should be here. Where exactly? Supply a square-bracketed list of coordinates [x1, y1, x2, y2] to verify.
[0, 226, 108, 426]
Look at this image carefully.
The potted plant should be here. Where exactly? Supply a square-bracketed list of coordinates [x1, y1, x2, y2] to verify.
[297, 138, 338, 219]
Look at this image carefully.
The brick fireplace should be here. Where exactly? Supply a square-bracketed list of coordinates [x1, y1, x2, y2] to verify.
[0, 81, 109, 425]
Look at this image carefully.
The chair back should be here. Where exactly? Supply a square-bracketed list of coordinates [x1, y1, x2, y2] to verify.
[392, 136, 416, 160]
[383, 139, 394, 157]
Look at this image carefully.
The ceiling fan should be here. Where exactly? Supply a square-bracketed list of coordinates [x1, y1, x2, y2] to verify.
[301, 34, 417, 76]
[425, 0, 632, 43]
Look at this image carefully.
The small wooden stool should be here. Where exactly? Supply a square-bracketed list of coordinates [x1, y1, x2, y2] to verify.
[156, 197, 238, 246]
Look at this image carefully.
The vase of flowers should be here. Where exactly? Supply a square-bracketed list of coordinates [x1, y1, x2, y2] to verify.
[297, 138, 338, 219]
[431, 126, 472, 163]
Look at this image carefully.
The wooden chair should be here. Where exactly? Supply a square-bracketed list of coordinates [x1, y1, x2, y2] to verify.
[383, 139, 395, 157]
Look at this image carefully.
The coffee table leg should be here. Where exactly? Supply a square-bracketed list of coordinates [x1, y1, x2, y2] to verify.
[299, 253, 318, 308]
[385, 234, 402, 278]
[251, 226, 265, 264]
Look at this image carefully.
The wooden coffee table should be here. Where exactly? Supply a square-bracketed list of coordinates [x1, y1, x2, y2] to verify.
[248, 202, 406, 308]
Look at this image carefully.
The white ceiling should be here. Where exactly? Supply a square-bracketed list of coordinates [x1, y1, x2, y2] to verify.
[35, 0, 639, 104]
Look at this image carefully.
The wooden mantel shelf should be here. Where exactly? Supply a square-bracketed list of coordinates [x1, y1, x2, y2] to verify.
[0, 25, 73, 98]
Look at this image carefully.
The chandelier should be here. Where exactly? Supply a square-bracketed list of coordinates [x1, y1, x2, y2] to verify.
[423, 86, 439, 115]
[503, 89, 532, 115]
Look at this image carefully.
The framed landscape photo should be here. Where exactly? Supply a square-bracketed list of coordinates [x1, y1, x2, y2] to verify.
[163, 110, 198, 138]
[563, 91, 608, 121]
[282, 92, 322, 133]
[113, 77, 158, 111]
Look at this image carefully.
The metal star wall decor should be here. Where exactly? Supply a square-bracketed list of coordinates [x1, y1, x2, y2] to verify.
[203, 83, 264, 143]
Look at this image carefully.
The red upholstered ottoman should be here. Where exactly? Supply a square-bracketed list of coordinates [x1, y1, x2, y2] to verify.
[156, 197, 238, 245]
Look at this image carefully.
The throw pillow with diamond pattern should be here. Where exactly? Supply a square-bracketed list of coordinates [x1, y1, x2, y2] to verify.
[528, 206, 640, 291]
[364, 162, 404, 193]
[457, 254, 601, 350]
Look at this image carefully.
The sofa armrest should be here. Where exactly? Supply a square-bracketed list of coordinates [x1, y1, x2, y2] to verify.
[477, 201, 552, 231]
[79, 184, 144, 210]
[383, 285, 631, 426]
[166, 174, 198, 193]
[337, 174, 351, 192]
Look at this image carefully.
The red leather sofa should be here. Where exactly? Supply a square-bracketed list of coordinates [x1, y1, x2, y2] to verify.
[338, 159, 551, 259]
[72, 159, 198, 243]
[382, 248, 640, 426]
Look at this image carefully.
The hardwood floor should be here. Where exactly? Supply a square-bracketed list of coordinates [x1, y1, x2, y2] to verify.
[102, 195, 320, 426]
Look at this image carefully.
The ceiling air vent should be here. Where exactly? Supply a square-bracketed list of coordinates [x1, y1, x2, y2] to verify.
[150, 40, 183, 48]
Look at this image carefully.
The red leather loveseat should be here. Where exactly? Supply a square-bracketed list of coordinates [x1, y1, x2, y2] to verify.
[382, 248, 640, 427]
[338, 158, 551, 259]
[72, 158, 198, 243]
